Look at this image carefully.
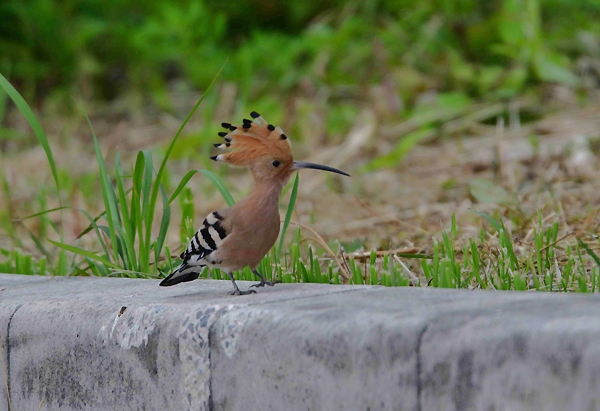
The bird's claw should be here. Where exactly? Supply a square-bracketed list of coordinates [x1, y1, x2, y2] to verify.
[228, 289, 257, 296]
[250, 279, 281, 288]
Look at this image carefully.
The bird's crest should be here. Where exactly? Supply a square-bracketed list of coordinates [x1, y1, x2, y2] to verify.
[211, 111, 292, 167]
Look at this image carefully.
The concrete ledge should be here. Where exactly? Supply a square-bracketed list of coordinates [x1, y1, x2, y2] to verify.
[1, 274, 600, 410]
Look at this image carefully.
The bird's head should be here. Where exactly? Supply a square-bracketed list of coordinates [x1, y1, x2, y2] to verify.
[211, 111, 349, 185]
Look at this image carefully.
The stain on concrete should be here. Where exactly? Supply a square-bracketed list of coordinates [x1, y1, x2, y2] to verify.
[304, 333, 353, 376]
[132, 328, 160, 380]
[453, 350, 475, 410]
[20, 344, 144, 409]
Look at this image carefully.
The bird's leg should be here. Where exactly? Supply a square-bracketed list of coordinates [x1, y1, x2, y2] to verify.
[227, 272, 256, 296]
[250, 270, 281, 288]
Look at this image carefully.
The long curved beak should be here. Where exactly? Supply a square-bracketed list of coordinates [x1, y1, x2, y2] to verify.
[291, 161, 350, 177]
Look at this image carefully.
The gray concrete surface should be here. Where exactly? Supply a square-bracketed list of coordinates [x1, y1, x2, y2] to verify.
[1, 274, 600, 410]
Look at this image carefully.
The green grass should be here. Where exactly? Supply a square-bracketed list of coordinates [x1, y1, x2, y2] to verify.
[0, 247, 46, 276]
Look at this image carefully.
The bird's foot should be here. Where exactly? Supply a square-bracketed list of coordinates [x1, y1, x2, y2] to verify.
[250, 279, 281, 288]
[228, 289, 257, 296]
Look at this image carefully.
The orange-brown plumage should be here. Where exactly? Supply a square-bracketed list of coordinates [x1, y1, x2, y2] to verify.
[160, 111, 349, 295]
[212, 114, 294, 182]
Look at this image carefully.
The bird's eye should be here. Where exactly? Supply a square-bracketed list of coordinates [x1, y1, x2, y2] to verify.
[272, 160, 280, 167]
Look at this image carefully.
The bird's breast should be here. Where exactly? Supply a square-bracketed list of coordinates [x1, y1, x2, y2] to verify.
[214, 205, 280, 271]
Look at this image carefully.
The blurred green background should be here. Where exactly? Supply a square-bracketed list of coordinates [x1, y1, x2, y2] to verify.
[2, 0, 599, 113]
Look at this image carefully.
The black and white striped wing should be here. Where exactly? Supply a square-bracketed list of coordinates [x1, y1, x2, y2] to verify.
[159, 211, 228, 286]
[181, 211, 227, 262]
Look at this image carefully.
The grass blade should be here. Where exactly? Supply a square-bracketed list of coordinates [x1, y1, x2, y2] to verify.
[165, 170, 199, 207]
[75, 210, 107, 239]
[0, 73, 62, 208]
[115, 154, 137, 269]
[14, 206, 69, 221]
[140, 149, 154, 272]
[198, 170, 235, 206]
[73, 207, 110, 259]
[395, 253, 434, 260]
[576, 237, 600, 267]
[277, 173, 299, 260]
[155, 183, 171, 270]
[470, 209, 502, 232]
[140, 150, 153, 218]
[48, 239, 120, 269]
[76, 100, 119, 263]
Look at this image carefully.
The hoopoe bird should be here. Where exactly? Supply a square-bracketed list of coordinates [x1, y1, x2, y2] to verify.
[160, 111, 350, 295]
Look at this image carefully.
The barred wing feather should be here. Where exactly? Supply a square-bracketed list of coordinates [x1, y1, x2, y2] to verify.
[159, 211, 228, 286]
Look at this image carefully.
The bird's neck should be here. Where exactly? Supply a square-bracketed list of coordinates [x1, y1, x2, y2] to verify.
[246, 179, 284, 209]
[229, 178, 286, 238]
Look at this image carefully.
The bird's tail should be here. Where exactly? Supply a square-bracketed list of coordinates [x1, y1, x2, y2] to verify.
[159, 262, 205, 287]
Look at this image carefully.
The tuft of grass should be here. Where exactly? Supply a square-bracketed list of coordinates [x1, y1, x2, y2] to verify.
[0, 248, 46, 276]
[48, 62, 227, 277]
